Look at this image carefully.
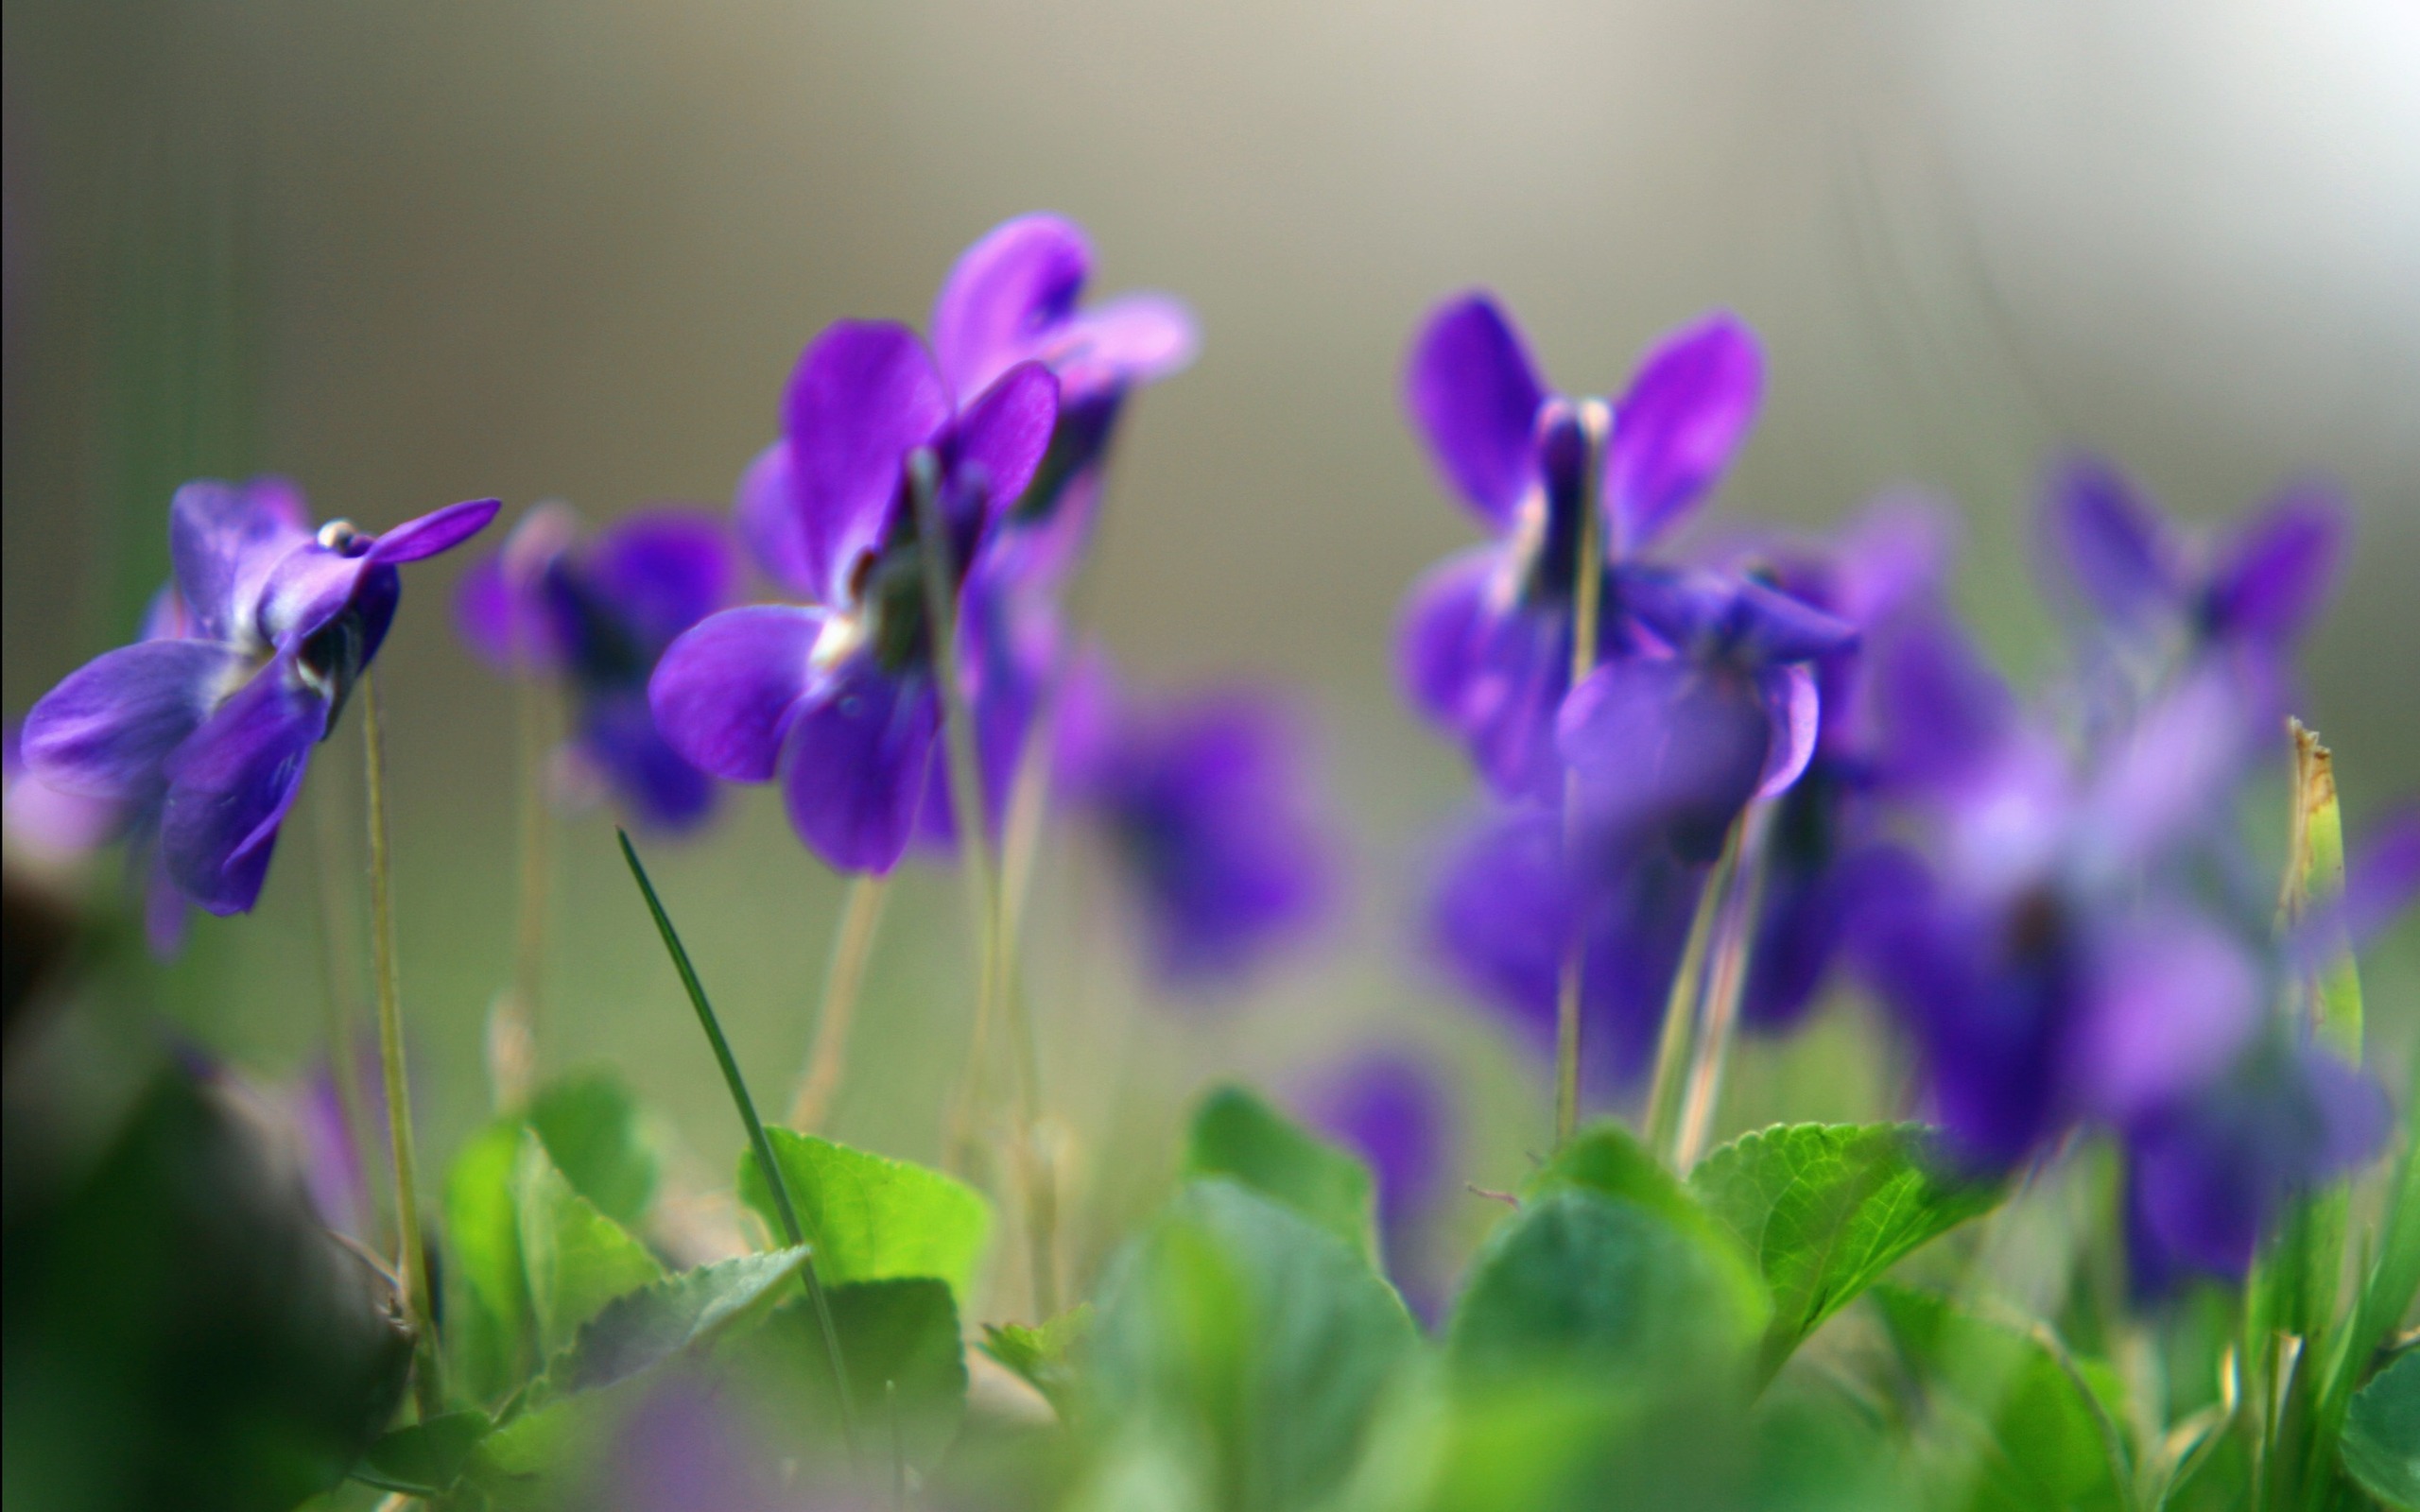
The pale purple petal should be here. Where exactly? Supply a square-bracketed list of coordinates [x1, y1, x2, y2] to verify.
[1754, 664, 1821, 799]
[168, 478, 312, 644]
[2204, 480, 2342, 644]
[951, 360, 1062, 520]
[1560, 657, 1772, 861]
[24, 640, 251, 801]
[2083, 666, 2253, 868]
[1047, 292, 1200, 397]
[1605, 313, 1761, 552]
[2, 721, 126, 855]
[733, 441, 818, 597]
[1404, 293, 1545, 526]
[931, 213, 1092, 401]
[778, 656, 940, 874]
[647, 605, 827, 782]
[783, 320, 950, 605]
[1396, 549, 1499, 731]
[2075, 909, 2262, 1124]
[365, 497, 500, 564]
[159, 659, 325, 915]
[2042, 454, 2181, 628]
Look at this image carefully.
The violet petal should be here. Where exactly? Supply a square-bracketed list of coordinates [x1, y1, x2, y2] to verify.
[782, 320, 951, 605]
[24, 639, 251, 802]
[931, 213, 1091, 401]
[778, 655, 941, 874]
[1605, 313, 1761, 552]
[159, 659, 324, 915]
[647, 605, 828, 782]
[1404, 293, 1545, 526]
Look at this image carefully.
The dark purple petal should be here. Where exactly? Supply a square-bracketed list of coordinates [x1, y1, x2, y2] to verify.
[1303, 1050, 1453, 1252]
[1866, 609, 2021, 796]
[932, 213, 1092, 401]
[24, 640, 251, 801]
[168, 478, 312, 644]
[951, 360, 1062, 521]
[1404, 293, 1546, 526]
[2072, 909, 2261, 1124]
[1560, 657, 1772, 862]
[1738, 809, 1858, 1033]
[782, 320, 951, 605]
[1046, 293, 1199, 398]
[2203, 480, 2343, 644]
[647, 605, 829, 782]
[577, 693, 718, 832]
[584, 508, 737, 656]
[365, 497, 500, 564]
[159, 658, 325, 915]
[1605, 313, 1761, 552]
[142, 839, 188, 958]
[2041, 454, 2182, 628]
[778, 655, 940, 874]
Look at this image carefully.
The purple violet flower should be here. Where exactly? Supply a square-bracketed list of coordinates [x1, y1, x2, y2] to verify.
[1397, 295, 1763, 803]
[930, 213, 1198, 583]
[1301, 1050, 1456, 1315]
[21, 478, 498, 917]
[5, 716, 128, 862]
[1057, 657, 1335, 988]
[458, 503, 736, 830]
[649, 320, 1060, 874]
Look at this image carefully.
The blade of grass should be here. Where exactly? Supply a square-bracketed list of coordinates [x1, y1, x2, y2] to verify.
[616, 829, 859, 1459]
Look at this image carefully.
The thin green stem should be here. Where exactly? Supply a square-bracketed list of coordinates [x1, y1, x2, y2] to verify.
[911, 450, 1057, 1315]
[616, 829, 860, 1459]
[787, 872, 891, 1131]
[309, 760, 386, 1252]
[361, 675, 439, 1418]
[1551, 399, 1611, 1150]
[1673, 802, 1771, 1170]
[1642, 816, 1745, 1162]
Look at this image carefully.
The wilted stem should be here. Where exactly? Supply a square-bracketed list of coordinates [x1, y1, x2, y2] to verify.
[913, 450, 1059, 1316]
[787, 873, 891, 1131]
[361, 675, 439, 1418]
[616, 830, 860, 1459]
[1551, 399, 1612, 1149]
[1673, 803, 1771, 1169]
[1643, 816, 1746, 1163]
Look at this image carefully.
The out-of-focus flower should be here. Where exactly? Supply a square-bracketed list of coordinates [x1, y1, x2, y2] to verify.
[1059, 659, 1334, 988]
[458, 503, 735, 830]
[1301, 1049, 1455, 1314]
[1397, 296, 1763, 802]
[1426, 806, 1698, 1094]
[651, 321, 1059, 874]
[5, 717, 126, 862]
[22, 479, 497, 917]
[930, 213, 1197, 583]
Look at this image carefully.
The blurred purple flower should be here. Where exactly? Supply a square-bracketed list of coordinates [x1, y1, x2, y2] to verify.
[1301, 1049, 1455, 1314]
[22, 478, 497, 917]
[1059, 660, 1335, 988]
[1426, 806, 1698, 1095]
[459, 503, 735, 830]
[1397, 296, 1764, 802]
[931, 213, 1197, 583]
[5, 717, 127, 860]
[650, 321, 1060, 873]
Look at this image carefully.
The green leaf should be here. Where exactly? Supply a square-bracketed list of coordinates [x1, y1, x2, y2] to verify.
[1688, 1123, 2001, 1371]
[736, 1126, 993, 1314]
[526, 1069, 664, 1230]
[1446, 1185, 1769, 1392]
[1184, 1084, 1377, 1260]
[983, 1305, 1093, 1419]
[2342, 1351, 2420, 1510]
[351, 1410, 492, 1496]
[1872, 1285, 2127, 1512]
[723, 1278, 970, 1469]
[1088, 1177, 1420, 1512]
[514, 1129, 665, 1358]
[445, 1118, 533, 1401]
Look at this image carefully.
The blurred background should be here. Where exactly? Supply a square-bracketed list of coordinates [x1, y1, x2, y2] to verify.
[6, 0, 2417, 1286]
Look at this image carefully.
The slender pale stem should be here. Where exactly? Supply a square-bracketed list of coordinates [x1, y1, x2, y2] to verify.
[1643, 816, 1747, 1162]
[361, 675, 439, 1418]
[1673, 802, 1771, 1170]
[309, 762, 386, 1250]
[617, 830, 859, 1459]
[787, 873, 891, 1131]
[489, 673, 552, 1108]
[1551, 400, 1612, 1149]
[911, 450, 1058, 1316]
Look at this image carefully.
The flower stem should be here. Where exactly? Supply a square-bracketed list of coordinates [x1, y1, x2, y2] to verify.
[309, 760, 386, 1251]
[787, 872, 891, 1131]
[1643, 815, 1746, 1163]
[1552, 399, 1612, 1149]
[615, 829, 860, 1460]
[360, 674, 439, 1418]
[1672, 802, 1771, 1170]
[488, 674, 552, 1108]
[911, 449, 1059, 1316]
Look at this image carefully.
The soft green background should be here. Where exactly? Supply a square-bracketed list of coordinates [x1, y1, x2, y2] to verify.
[5, 0, 2415, 1292]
